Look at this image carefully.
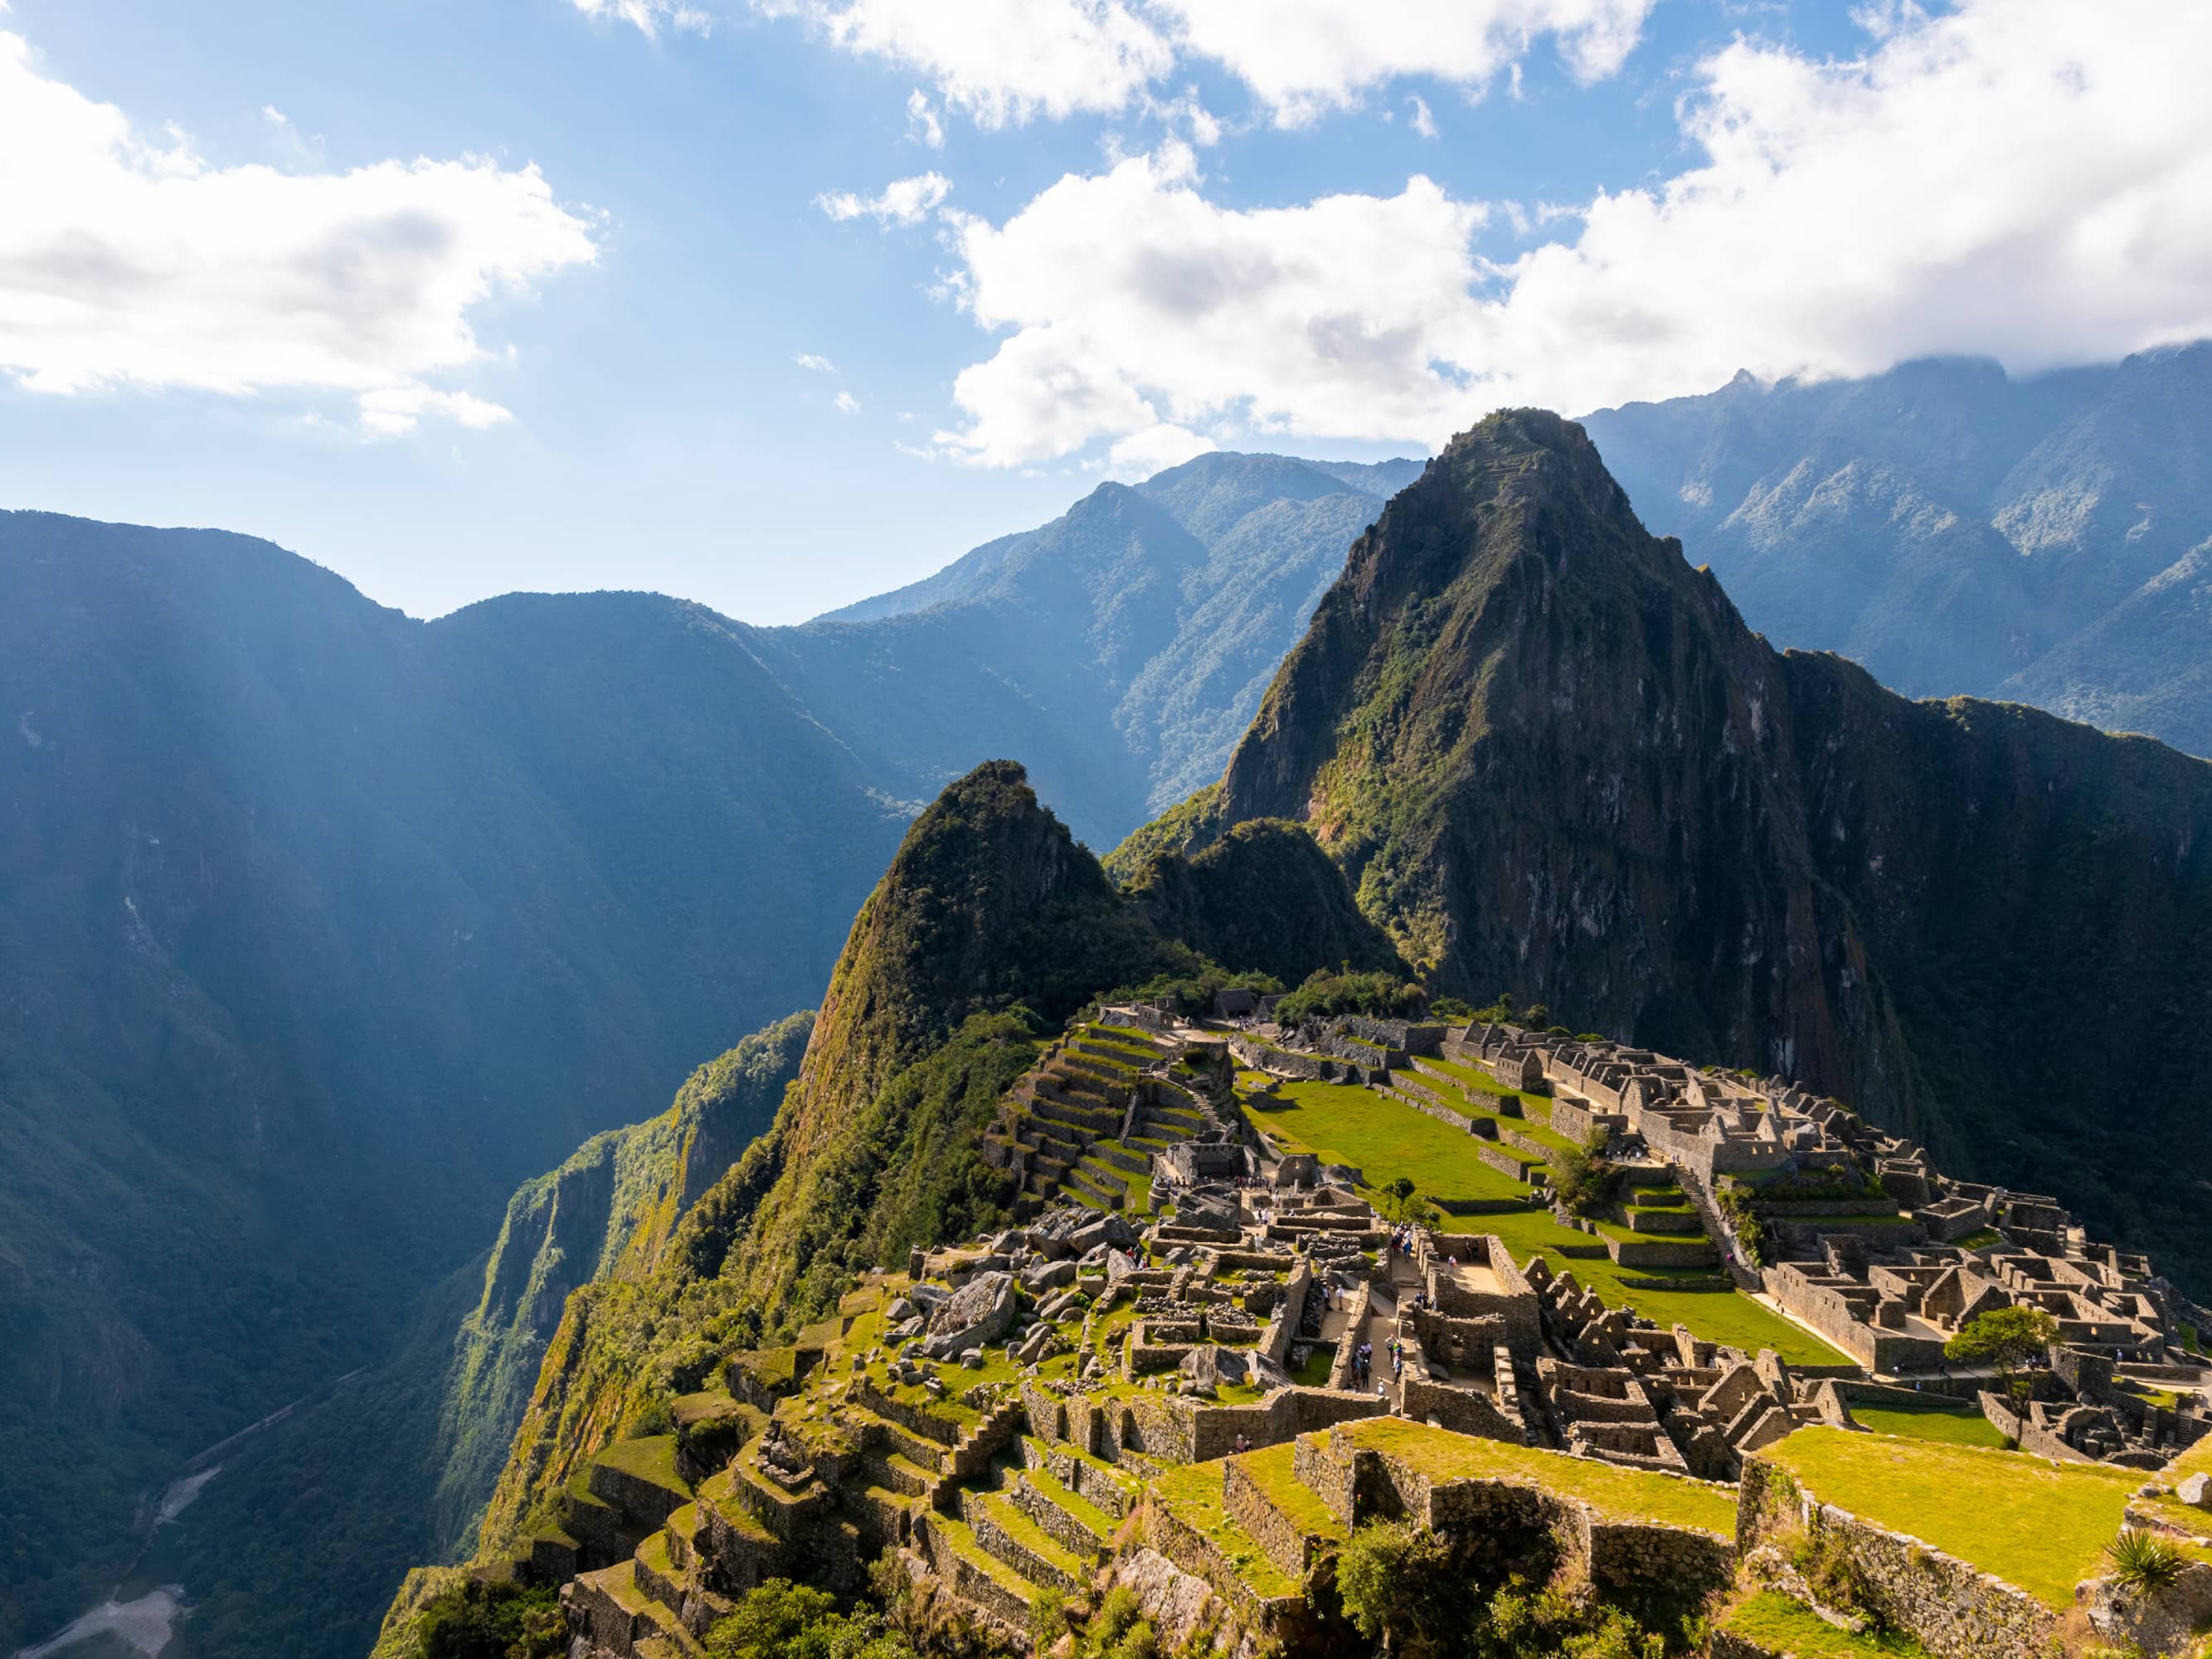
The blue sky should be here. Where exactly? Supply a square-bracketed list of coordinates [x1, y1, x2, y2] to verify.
[3, 0, 2207, 623]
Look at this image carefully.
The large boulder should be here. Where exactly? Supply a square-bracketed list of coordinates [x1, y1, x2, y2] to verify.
[925, 1270, 1018, 1360]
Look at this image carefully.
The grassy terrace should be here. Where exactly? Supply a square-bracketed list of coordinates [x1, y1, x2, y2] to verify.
[596, 1433, 689, 1496]
[1339, 1418, 1738, 1536]
[1020, 1453, 1118, 1540]
[1761, 1426, 2144, 1608]
[1247, 1078, 1533, 1204]
[1232, 1443, 1345, 1541]
[1412, 1053, 1551, 1114]
[1721, 1592, 1935, 1659]
[1151, 1460, 1301, 1598]
[1850, 1401, 2010, 1449]
[1244, 1077, 1848, 1364]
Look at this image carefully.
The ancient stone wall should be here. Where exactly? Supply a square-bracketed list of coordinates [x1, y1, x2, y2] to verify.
[1738, 1458, 2060, 1659]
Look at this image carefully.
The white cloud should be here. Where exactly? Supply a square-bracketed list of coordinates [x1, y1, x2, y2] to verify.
[1407, 93, 1437, 139]
[1106, 421, 1213, 478]
[927, 0, 2212, 465]
[834, 389, 862, 413]
[1157, 0, 1655, 124]
[571, 0, 710, 38]
[755, 0, 1173, 128]
[905, 88, 945, 148]
[741, 0, 1651, 129]
[931, 144, 1486, 465]
[0, 31, 596, 435]
[357, 385, 515, 436]
[796, 352, 839, 372]
[815, 169, 950, 226]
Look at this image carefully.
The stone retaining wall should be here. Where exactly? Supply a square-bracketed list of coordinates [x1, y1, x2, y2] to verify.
[1737, 1457, 2059, 1659]
[1223, 1457, 1319, 1579]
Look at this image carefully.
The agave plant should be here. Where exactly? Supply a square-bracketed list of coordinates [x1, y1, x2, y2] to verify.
[2105, 1527, 2187, 1594]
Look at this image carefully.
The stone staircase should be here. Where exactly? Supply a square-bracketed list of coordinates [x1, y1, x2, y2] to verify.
[987, 1024, 1234, 1216]
[910, 1429, 1138, 1636]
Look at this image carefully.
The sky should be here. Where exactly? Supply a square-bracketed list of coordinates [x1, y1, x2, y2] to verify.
[4, 0, 2211, 625]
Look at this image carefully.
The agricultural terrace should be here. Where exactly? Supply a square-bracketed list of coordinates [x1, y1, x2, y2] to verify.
[1242, 1076, 1850, 1365]
[1759, 1425, 2146, 1608]
[1339, 1418, 1739, 1536]
[1721, 1592, 1936, 1659]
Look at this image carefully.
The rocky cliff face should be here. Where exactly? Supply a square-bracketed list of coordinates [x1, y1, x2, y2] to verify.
[429, 1011, 812, 1555]
[1185, 411, 2212, 1282]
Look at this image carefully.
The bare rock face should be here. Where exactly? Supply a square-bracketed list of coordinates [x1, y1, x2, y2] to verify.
[925, 1270, 1016, 1360]
[1115, 1548, 1232, 1654]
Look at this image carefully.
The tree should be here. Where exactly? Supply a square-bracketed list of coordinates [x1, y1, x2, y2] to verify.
[1546, 1132, 1621, 1219]
[1944, 1306, 2059, 1411]
[702, 1579, 917, 1659]
[1335, 1520, 1467, 1657]
[416, 1579, 566, 1659]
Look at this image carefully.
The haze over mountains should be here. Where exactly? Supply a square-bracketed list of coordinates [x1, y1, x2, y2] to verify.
[1583, 343, 2212, 759]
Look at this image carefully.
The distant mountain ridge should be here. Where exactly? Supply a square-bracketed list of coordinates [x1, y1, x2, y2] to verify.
[1582, 343, 2212, 757]
[797, 450, 1423, 823]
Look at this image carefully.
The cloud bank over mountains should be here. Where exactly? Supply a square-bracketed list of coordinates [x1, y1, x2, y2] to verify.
[897, 0, 2212, 468]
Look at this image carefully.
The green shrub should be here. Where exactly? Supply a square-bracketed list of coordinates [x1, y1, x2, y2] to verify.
[1548, 1134, 1622, 1219]
[703, 1579, 919, 1659]
[1335, 1520, 1466, 1658]
[2105, 1529, 2187, 1594]
[1275, 969, 1427, 1028]
[413, 1579, 565, 1659]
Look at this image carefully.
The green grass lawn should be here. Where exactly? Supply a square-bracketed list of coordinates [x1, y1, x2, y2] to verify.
[1722, 1592, 1935, 1658]
[1245, 1078, 1847, 1365]
[1850, 1401, 2011, 1449]
[1761, 1425, 2144, 1608]
[1247, 1078, 1533, 1203]
[1341, 1418, 1737, 1535]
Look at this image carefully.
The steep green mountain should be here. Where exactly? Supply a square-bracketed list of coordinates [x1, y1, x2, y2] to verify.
[1580, 344, 2212, 755]
[0, 513, 897, 1652]
[428, 1010, 813, 1555]
[469, 761, 1198, 1554]
[1146, 409, 2212, 1287]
